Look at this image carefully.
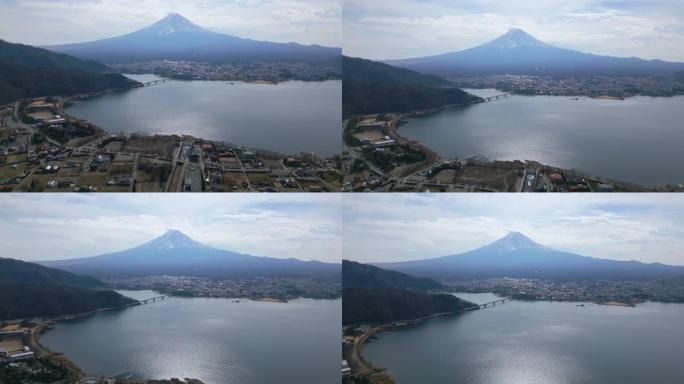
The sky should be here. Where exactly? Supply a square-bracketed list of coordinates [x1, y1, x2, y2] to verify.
[344, 194, 684, 266]
[0, 0, 341, 47]
[343, 0, 684, 61]
[0, 194, 342, 263]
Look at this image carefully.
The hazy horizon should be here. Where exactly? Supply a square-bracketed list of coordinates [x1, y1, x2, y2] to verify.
[0, 0, 341, 48]
[344, 194, 684, 266]
[343, 0, 684, 61]
[0, 194, 342, 263]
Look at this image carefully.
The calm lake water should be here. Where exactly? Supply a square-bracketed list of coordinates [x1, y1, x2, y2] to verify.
[364, 293, 684, 384]
[41, 291, 341, 384]
[65, 75, 341, 156]
[399, 89, 684, 186]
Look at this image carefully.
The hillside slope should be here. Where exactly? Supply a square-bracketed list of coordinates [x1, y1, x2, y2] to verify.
[343, 287, 476, 325]
[0, 40, 138, 104]
[342, 56, 481, 116]
[343, 259, 442, 290]
[0, 257, 135, 320]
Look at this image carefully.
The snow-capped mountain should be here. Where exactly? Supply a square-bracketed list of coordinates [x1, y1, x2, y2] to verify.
[44, 13, 340, 63]
[139, 13, 209, 36]
[40, 230, 338, 278]
[142, 229, 209, 251]
[481, 28, 550, 50]
[376, 232, 684, 280]
[387, 28, 684, 77]
[480, 231, 548, 253]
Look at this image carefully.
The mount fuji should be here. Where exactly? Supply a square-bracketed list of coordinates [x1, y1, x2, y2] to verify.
[387, 28, 684, 77]
[40, 229, 339, 278]
[376, 232, 684, 280]
[44, 13, 340, 64]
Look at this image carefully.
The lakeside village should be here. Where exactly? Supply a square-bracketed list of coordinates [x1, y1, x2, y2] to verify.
[111, 60, 341, 83]
[0, 97, 341, 192]
[104, 275, 342, 301]
[0, 320, 205, 384]
[342, 114, 684, 193]
[450, 74, 684, 99]
[443, 277, 684, 307]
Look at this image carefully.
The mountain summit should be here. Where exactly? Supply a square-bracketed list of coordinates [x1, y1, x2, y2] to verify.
[45, 13, 340, 63]
[482, 231, 547, 252]
[377, 232, 684, 280]
[40, 231, 338, 278]
[387, 28, 684, 77]
[143, 229, 208, 251]
[140, 13, 208, 35]
[484, 28, 549, 49]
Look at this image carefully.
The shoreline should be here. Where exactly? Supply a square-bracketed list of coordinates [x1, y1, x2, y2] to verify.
[59, 81, 337, 159]
[30, 320, 85, 383]
[344, 305, 481, 383]
[346, 103, 677, 191]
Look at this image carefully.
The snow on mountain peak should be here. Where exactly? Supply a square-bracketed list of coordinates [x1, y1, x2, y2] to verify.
[141, 13, 207, 35]
[487, 28, 549, 49]
[485, 231, 546, 252]
[146, 229, 205, 251]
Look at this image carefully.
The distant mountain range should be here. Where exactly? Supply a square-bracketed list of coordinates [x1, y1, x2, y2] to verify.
[342, 260, 476, 325]
[377, 232, 684, 280]
[387, 28, 684, 77]
[0, 257, 134, 320]
[45, 13, 341, 64]
[0, 39, 137, 104]
[342, 55, 482, 116]
[41, 229, 339, 278]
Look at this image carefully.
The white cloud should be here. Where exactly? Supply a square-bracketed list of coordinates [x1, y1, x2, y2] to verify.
[0, 0, 341, 47]
[343, 0, 684, 61]
[0, 194, 342, 263]
[343, 194, 684, 265]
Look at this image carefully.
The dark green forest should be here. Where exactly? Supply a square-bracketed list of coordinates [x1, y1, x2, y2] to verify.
[342, 56, 482, 116]
[342, 287, 477, 325]
[0, 39, 138, 104]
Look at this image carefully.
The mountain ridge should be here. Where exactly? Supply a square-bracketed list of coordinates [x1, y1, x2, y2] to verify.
[376, 232, 684, 280]
[387, 28, 684, 77]
[45, 13, 341, 64]
[40, 230, 339, 278]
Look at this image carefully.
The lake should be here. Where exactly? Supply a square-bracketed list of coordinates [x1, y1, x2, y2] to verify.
[40, 291, 341, 384]
[65, 75, 341, 156]
[398, 89, 684, 186]
[364, 293, 684, 384]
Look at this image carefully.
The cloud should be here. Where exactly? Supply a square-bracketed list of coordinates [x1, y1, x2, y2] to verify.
[0, 0, 341, 47]
[343, 0, 684, 61]
[0, 194, 342, 263]
[343, 194, 684, 265]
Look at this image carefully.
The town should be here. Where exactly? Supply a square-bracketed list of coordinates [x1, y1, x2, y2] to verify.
[0, 96, 341, 192]
[110, 60, 341, 83]
[103, 275, 342, 301]
[443, 277, 684, 306]
[450, 74, 684, 99]
[342, 114, 684, 193]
